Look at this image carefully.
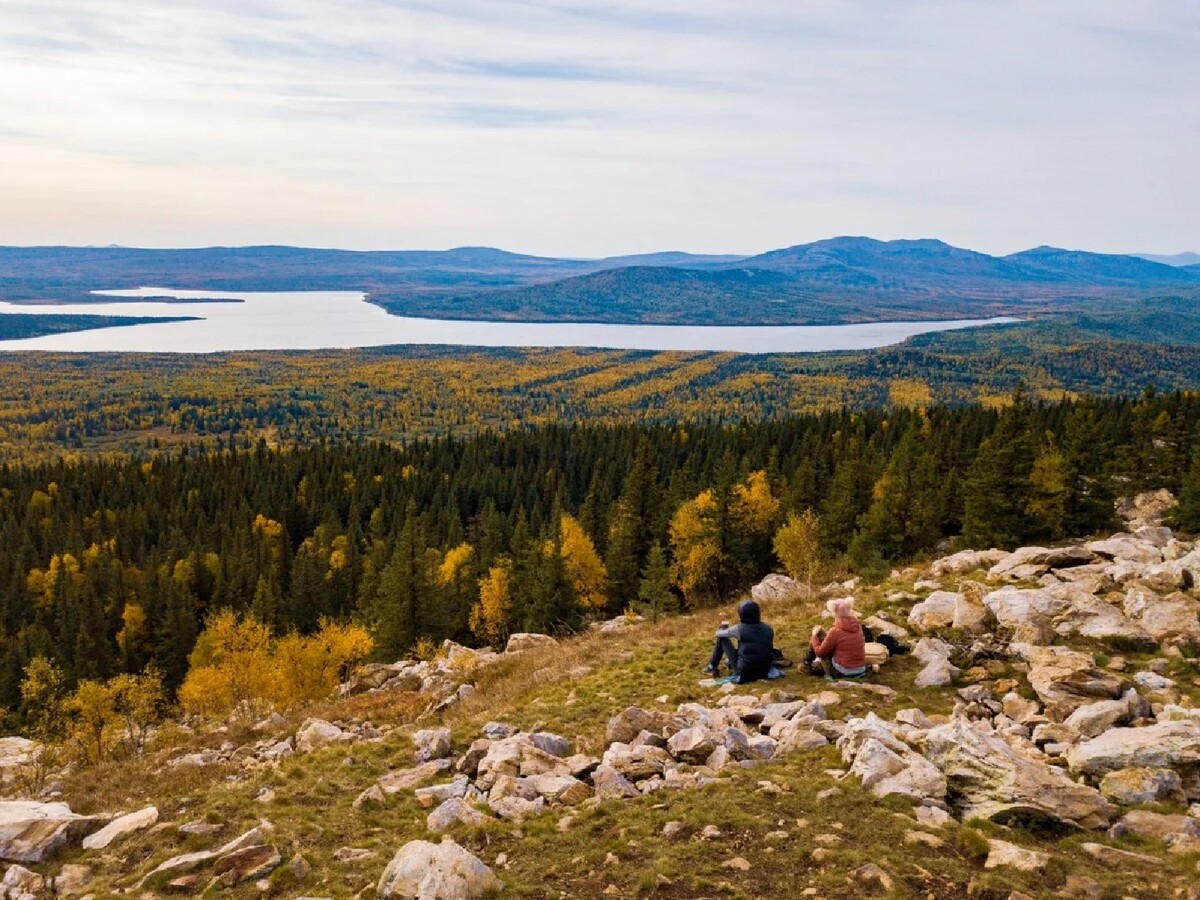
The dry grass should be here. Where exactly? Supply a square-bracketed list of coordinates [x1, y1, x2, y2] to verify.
[36, 577, 1200, 898]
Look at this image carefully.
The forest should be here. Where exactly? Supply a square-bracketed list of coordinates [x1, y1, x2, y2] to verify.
[2, 389, 1200, 719]
[5, 291, 1200, 463]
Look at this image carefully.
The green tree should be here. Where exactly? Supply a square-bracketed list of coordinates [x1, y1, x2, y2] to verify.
[635, 542, 677, 623]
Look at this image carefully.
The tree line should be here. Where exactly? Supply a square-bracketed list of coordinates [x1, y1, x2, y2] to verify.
[1, 388, 1199, 716]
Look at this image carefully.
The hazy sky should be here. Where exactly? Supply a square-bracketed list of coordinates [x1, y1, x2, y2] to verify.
[1, 1, 1196, 256]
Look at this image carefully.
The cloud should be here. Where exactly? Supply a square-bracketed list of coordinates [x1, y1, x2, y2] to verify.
[0, 0, 1197, 255]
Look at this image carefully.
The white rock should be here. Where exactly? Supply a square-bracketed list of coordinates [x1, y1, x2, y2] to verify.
[907, 592, 960, 630]
[751, 573, 808, 604]
[929, 548, 1007, 577]
[0, 801, 103, 864]
[413, 728, 452, 763]
[504, 633, 557, 654]
[1066, 720, 1200, 778]
[295, 718, 354, 754]
[81, 806, 158, 851]
[984, 839, 1050, 873]
[377, 838, 502, 899]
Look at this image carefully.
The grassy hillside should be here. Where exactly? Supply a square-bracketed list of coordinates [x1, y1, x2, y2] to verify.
[37, 562, 1200, 898]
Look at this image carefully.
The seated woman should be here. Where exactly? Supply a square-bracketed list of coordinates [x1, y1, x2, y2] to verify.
[809, 597, 867, 680]
[703, 599, 776, 684]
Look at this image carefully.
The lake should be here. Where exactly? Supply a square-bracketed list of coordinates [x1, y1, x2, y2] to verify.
[0, 288, 1018, 354]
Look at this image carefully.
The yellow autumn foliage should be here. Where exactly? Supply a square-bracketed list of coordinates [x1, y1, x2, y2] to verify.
[469, 563, 512, 646]
[178, 611, 373, 718]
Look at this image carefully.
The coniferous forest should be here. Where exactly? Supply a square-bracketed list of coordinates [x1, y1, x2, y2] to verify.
[2, 389, 1200, 714]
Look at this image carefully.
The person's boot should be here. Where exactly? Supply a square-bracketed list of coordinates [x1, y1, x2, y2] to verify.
[702, 664, 720, 676]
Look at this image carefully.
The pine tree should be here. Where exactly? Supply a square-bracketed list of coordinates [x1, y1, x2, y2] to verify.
[1172, 444, 1200, 532]
[373, 502, 429, 658]
[962, 399, 1037, 548]
[850, 425, 941, 565]
[635, 542, 676, 623]
[819, 436, 873, 553]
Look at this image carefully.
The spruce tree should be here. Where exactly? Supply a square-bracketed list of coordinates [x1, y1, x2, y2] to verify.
[635, 542, 676, 623]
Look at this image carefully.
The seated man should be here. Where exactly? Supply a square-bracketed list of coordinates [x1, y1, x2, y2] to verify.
[703, 599, 776, 683]
[809, 597, 867, 680]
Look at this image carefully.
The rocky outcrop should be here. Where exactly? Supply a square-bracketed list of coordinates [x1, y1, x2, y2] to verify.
[605, 707, 688, 745]
[377, 838, 502, 899]
[1015, 645, 1127, 721]
[1066, 720, 1200, 789]
[1099, 768, 1187, 805]
[989, 546, 1094, 580]
[838, 716, 945, 801]
[923, 719, 1112, 829]
[1116, 489, 1176, 530]
[750, 573, 809, 605]
[295, 718, 357, 754]
[0, 802, 104, 864]
[504, 633, 558, 654]
[929, 548, 1006, 577]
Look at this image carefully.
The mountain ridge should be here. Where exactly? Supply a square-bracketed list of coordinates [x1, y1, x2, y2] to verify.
[2, 238, 1198, 326]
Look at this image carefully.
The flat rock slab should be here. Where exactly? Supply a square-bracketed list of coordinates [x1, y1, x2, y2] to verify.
[82, 805, 158, 851]
[0, 801, 104, 864]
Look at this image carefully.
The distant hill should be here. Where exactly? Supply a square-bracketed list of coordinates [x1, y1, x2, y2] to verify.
[1003, 246, 1198, 286]
[1135, 251, 1200, 267]
[2, 238, 1198, 326]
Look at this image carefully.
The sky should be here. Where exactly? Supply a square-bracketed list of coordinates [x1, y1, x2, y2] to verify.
[0, 1, 1197, 257]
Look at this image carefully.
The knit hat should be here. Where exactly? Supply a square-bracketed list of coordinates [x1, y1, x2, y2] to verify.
[825, 597, 856, 619]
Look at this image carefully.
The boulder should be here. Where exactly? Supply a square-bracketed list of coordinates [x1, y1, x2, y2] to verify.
[952, 587, 993, 633]
[526, 774, 591, 806]
[1064, 698, 1136, 740]
[0, 801, 103, 864]
[1016, 645, 1127, 721]
[377, 838, 502, 899]
[212, 844, 281, 885]
[1115, 809, 1200, 843]
[527, 732, 571, 758]
[600, 743, 671, 781]
[81, 805, 158, 851]
[0, 738, 38, 771]
[1066, 720, 1200, 781]
[847, 737, 946, 801]
[1087, 536, 1163, 565]
[923, 719, 1113, 829]
[605, 707, 687, 745]
[990, 546, 1094, 579]
[413, 728, 452, 763]
[1100, 768, 1186, 806]
[414, 778, 470, 808]
[983, 587, 1069, 641]
[1128, 593, 1200, 645]
[984, 839, 1050, 873]
[53, 863, 92, 896]
[666, 728, 717, 764]
[295, 718, 354, 753]
[426, 799, 493, 833]
[907, 592, 959, 631]
[379, 760, 454, 795]
[750, 573, 808, 604]
[1, 864, 44, 895]
[488, 795, 543, 822]
[929, 548, 1007, 577]
[504, 633, 557, 654]
[1116, 489, 1176, 530]
[1049, 585, 1153, 645]
[914, 656, 959, 688]
[590, 765, 640, 800]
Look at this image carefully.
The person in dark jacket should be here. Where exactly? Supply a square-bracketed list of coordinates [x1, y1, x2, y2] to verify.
[703, 599, 775, 683]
